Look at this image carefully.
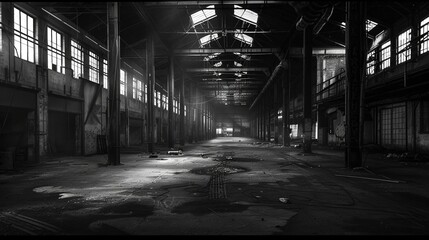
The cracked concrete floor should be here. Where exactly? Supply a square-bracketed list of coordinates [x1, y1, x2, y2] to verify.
[1, 137, 429, 235]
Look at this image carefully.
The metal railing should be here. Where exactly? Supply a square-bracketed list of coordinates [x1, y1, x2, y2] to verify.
[315, 68, 346, 102]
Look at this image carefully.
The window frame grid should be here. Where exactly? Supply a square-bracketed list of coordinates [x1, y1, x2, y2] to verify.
[70, 40, 84, 79]
[120, 69, 126, 96]
[380, 41, 391, 70]
[14, 7, 36, 63]
[47, 26, 65, 74]
[396, 29, 412, 64]
[88, 51, 99, 83]
[103, 59, 108, 89]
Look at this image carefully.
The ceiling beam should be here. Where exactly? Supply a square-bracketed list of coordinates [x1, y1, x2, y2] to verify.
[161, 30, 290, 35]
[174, 47, 345, 56]
[142, 1, 290, 6]
[186, 67, 269, 72]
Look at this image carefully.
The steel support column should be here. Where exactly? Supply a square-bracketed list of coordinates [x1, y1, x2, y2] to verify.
[179, 74, 185, 146]
[146, 35, 155, 153]
[282, 66, 290, 146]
[345, 1, 365, 168]
[274, 79, 279, 144]
[108, 2, 120, 165]
[267, 88, 271, 142]
[168, 56, 175, 148]
[302, 26, 313, 153]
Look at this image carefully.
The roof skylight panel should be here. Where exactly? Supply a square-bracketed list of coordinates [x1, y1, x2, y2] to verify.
[234, 61, 243, 67]
[366, 20, 378, 32]
[340, 19, 378, 32]
[191, 5, 216, 27]
[233, 5, 258, 26]
[203, 52, 221, 61]
[214, 61, 222, 67]
[199, 33, 220, 47]
[233, 52, 251, 61]
[234, 30, 253, 46]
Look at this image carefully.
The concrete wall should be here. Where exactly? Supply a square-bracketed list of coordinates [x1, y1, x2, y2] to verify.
[0, 2, 210, 162]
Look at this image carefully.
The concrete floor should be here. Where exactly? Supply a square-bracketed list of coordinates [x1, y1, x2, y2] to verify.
[1, 137, 429, 235]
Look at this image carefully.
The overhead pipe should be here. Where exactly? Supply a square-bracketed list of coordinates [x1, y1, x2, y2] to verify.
[249, 26, 297, 110]
[289, 1, 334, 33]
[250, 1, 336, 110]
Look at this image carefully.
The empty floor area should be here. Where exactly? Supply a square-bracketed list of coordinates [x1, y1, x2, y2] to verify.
[1, 137, 428, 235]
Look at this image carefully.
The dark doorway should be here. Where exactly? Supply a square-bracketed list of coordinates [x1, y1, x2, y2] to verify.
[48, 111, 77, 155]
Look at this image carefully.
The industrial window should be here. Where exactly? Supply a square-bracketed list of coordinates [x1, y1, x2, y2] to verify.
[184, 105, 187, 117]
[173, 100, 177, 114]
[290, 124, 298, 138]
[199, 33, 220, 47]
[144, 84, 147, 103]
[278, 109, 282, 120]
[120, 69, 126, 95]
[366, 50, 375, 75]
[397, 29, 411, 64]
[47, 26, 65, 73]
[380, 41, 391, 70]
[70, 40, 83, 79]
[103, 59, 108, 89]
[380, 104, 406, 148]
[190, 5, 216, 27]
[193, 109, 196, 122]
[233, 5, 258, 26]
[165, 96, 169, 111]
[162, 94, 167, 110]
[216, 128, 222, 134]
[157, 91, 161, 108]
[421, 101, 429, 133]
[420, 16, 429, 54]
[14, 7, 36, 63]
[132, 77, 142, 101]
[88, 51, 99, 83]
[234, 30, 253, 46]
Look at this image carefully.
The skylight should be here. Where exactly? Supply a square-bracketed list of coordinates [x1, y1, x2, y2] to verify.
[203, 52, 221, 61]
[214, 61, 222, 67]
[234, 61, 242, 67]
[234, 52, 251, 61]
[191, 5, 216, 27]
[234, 5, 258, 26]
[199, 33, 220, 47]
[340, 19, 378, 32]
[234, 30, 253, 46]
[366, 20, 378, 31]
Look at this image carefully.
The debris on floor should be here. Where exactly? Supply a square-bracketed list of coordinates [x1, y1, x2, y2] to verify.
[167, 150, 182, 155]
[149, 154, 158, 158]
[279, 198, 289, 204]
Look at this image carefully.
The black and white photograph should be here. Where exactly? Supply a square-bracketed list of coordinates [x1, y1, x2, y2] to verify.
[0, 0, 429, 236]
